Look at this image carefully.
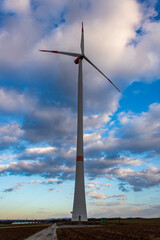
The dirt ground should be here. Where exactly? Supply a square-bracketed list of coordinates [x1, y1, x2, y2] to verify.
[0, 224, 51, 240]
[57, 220, 160, 240]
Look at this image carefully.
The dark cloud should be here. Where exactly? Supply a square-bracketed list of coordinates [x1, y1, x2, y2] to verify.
[23, 106, 76, 144]
[0, 157, 75, 180]
[0, 122, 23, 148]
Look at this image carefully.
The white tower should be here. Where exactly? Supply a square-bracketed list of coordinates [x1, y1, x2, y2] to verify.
[72, 56, 87, 221]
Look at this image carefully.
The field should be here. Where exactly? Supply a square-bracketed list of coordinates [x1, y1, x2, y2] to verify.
[0, 219, 160, 240]
[0, 223, 51, 240]
[57, 219, 160, 240]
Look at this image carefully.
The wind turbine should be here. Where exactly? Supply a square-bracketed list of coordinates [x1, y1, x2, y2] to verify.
[40, 23, 120, 221]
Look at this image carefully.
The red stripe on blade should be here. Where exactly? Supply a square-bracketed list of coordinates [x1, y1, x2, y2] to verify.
[77, 156, 83, 161]
[51, 51, 58, 53]
[39, 50, 46, 52]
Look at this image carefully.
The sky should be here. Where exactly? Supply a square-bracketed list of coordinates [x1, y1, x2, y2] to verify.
[0, 0, 160, 219]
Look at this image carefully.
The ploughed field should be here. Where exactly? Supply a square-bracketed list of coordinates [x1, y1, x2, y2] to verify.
[57, 220, 160, 240]
[0, 223, 51, 240]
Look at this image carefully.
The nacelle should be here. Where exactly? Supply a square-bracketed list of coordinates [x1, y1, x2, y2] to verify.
[74, 56, 83, 64]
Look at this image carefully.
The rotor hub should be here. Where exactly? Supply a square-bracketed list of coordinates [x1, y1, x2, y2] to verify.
[74, 55, 84, 64]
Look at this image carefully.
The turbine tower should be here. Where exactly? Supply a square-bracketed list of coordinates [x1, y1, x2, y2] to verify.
[40, 23, 120, 221]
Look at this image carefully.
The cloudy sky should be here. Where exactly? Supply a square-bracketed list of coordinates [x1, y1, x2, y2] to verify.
[0, 0, 160, 219]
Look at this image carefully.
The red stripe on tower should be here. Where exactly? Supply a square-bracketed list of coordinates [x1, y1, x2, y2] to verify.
[77, 156, 83, 161]
[82, 22, 83, 32]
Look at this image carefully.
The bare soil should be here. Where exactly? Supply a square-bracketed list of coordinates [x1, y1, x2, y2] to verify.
[0, 224, 51, 240]
[57, 220, 160, 240]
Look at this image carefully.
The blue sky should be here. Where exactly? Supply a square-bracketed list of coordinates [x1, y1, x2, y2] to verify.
[0, 0, 160, 219]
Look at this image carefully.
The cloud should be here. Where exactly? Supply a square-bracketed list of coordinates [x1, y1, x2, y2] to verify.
[84, 114, 111, 130]
[3, 0, 30, 14]
[45, 179, 62, 184]
[3, 184, 21, 193]
[87, 190, 106, 199]
[0, 88, 76, 145]
[48, 188, 54, 192]
[106, 194, 126, 200]
[0, 160, 75, 180]
[86, 103, 160, 155]
[23, 106, 76, 144]
[3, 178, 62, 193]
[91, 201, 126, 207]
[86, 183, 95, 189]
[0, 153, 16, 162]
[88, 203, 160, 218]
[84, 132, 101, 143]
[85, 155, 142, 178]
[26, 147, 56, 155]
[106, 166, 160, 191]
[119, 103, 160, 138]
[0, 88, 35, 114]
[88, 193, 126, 201]
[0, 122, 23, 147]
[86, 181, 103, 190]
[17, 178, 62, 185]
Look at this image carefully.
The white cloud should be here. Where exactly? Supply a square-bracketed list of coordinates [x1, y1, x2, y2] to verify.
[86, 181, 101, 190]
[0, 88, 35, 113]
[27, 180, 43, 184]
[119, 103, 160, 136]
[106, 194, 126, 200]
[86, 183, 95, 189]
[45, 179, 61, 184]
[84, 132, 101, 143]
[0, 164, 9, 172]
[87, 190, 106, 199]
[3, 0, 30, 14]
[26, 147, 56, 155]
[84, 114, 111, 130]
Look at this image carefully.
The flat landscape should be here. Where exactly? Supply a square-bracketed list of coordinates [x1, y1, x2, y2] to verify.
[0, 223, 51, 240]
[0, 219, 160, 240]
[57, 219, 160, 240]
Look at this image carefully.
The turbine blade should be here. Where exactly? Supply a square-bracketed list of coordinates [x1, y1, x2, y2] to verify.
[39, 50, 81, 57]
[84, 56, 120, 92]
[81, 22, 84, 54]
